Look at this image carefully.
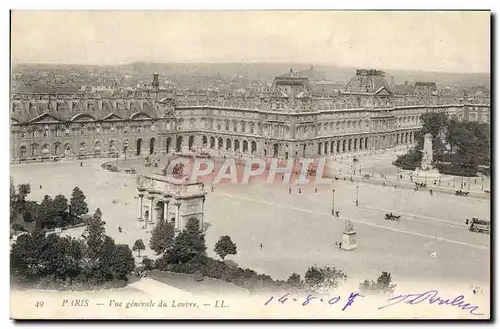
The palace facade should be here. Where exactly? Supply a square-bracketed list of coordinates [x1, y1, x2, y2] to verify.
[10, 71, 491, 163]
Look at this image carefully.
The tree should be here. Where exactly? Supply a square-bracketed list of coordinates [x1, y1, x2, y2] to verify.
[52, 195, 69, 222]
[110, 245, 136, 280]
[171, 219, 207, 264]
[70, 186, 88, 217]
[36, 195, 54, 228]
[305, 266, 347, 290]
[133, 239, 146, 257]
[214, 235, 237, 261]
[286, 273, 302, 287]
[17, 184, 31, 202]
[149, 219, 175, 255]
[305, 266, 324, 287]
[84, 208, 106, 262]
[359, 271, 397, 295]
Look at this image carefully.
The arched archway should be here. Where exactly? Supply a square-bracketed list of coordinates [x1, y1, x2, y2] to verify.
[348, 139, 352, 151]
[166, 137, 172, 153]
[342, 140, 347, 152]
[318, 142, 322, 155]
[324, 142, 328, 154]
[218, 137, 223, 149]
[202, 136, 208, 147]
[210, 136, 215, 149]
[273, 143, 279, 157]
[365, 137, 369, 149]
[188, 135, 194, 151]
[136, 138, 143, 156]
[156, 200, 165, 222]
[64, 143, 71, 157]
[94, 141, 101, 155]
[226, 138, 232, 150]
[251, 141, 257, 154]
[31, 144, 38, 157]
[242, 140, 248, 153]
[330, 141, 334, 153]
[396, 134, 400, 144]
[79, 142, 86, 154]
[42, 144, 50, 156]
[20, 145, 27, 159]
[149, 137, 156, 155]
[54, 142, 61, 155]
[176, 136, 183, 152]
[234, 139, 240, 152]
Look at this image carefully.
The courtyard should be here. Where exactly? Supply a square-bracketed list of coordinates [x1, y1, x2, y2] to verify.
[10, 152, 490, 288]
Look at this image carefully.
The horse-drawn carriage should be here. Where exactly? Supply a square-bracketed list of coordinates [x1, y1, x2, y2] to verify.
[415, 182, 427, 188]
[455, 190, 469, 196]
[385, 213, 401, 221]
[468, 218, 490, 234]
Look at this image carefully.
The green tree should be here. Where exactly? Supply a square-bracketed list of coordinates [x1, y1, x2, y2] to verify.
[84, 208, 106, 262]
[133, 239, 146, 257]
[70, 186, 88, 218]
[149, 219, 175, 255]
[214, 235, 237, 261]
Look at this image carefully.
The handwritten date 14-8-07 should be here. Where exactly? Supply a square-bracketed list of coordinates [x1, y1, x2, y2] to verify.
[264, 292, 363, 311]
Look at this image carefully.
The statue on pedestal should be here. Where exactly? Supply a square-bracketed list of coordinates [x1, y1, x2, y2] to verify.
[341, 219, 357, 251]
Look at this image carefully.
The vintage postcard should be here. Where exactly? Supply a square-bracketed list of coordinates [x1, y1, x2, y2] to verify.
[9, 10, 491, 320]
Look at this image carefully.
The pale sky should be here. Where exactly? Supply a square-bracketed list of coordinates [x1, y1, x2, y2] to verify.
[11, 11, 491, 73]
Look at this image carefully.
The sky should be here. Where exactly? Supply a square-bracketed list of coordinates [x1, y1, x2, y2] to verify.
[11, 10, 491, 73]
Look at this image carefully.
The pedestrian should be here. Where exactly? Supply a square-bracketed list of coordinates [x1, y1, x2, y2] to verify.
[260, 243, 263, 250]
[335, 241, 338, 247]
[466, 219, 469, 225]
[400, 174, 403, 180]
[315, 188, 318, 194]
[339, 242, 343, 249]
[430, 189, 433, 196]
[80, 161, 83, 167]
[288, 187, 291, 194]
[39, 185, 42, 189]
[335, 210, 339, 217]
[118, 226, 122, 233]
[298, 188, 302, 194]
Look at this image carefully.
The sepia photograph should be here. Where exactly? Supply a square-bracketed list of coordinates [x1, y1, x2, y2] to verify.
[8, 10, 491, 320]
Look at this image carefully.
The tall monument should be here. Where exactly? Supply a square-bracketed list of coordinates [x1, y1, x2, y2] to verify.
[413, 133, 441, 182]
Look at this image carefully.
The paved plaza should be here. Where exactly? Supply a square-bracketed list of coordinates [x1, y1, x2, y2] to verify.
[10, 153, 490, 288]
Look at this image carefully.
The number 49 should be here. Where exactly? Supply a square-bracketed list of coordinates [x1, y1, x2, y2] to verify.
[35, 301, 44, 308]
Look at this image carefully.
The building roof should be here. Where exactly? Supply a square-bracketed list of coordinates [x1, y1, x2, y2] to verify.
[11, 98, 162, 124]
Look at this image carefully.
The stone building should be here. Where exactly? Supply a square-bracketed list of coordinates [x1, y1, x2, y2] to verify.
[10, 70, 490, 163]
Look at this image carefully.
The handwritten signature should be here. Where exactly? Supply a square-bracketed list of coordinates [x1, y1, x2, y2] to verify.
[378, 289, 484, 316]
[264, 289, 485, 316]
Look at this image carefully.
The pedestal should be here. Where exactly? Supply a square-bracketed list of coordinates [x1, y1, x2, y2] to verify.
[341, 231, 357, 251]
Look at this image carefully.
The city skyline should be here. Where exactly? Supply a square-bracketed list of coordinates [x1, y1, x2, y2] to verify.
[11, 11, 490, 73]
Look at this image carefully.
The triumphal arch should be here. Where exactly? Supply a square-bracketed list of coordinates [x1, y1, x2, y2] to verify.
[136, 173, 207, 232]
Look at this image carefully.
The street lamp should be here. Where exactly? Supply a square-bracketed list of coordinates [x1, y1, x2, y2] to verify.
[211, 169, 214, 192]
[331, 188, 335, 216]
[356, 185, 359, 206]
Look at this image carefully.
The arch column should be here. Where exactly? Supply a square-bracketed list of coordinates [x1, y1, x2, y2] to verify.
[148, 194, 155, 226]
[164, 199, 169, 222]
